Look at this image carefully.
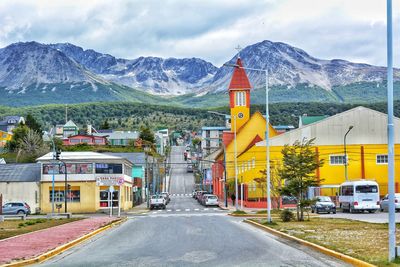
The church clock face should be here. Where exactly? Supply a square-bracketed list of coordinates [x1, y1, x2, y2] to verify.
[238, 112, 244, 119]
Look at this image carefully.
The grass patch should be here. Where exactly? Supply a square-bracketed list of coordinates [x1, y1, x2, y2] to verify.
[231, 210, 247, 215]
[0, 218, 81, 240]
[255, 209, 285, 215]
[255, 217, 400, 266]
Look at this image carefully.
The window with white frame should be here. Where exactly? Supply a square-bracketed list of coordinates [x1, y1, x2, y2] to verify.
[376, 154, 388, 164]
[330, 155, 346, 165]
[235, 91, 246, 106]
[252, 158, 255, 168]
[248, 160, 251, 170]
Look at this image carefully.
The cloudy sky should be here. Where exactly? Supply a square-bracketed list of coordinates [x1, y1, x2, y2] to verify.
[0, 0, 398, 66]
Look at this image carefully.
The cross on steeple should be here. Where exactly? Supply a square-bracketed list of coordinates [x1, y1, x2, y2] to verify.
[235, 45, 242, 58]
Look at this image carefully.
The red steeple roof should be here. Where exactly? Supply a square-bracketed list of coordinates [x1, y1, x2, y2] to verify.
[228, 58, 251, 90]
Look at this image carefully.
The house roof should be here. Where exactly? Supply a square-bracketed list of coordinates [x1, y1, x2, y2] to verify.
[0, 163, 41, 182]
[300, 115, 328, 126]
[238, 135, 263, 157]
[228, 58, 252, 90]
[257, 106, 400, 147]
[105, 152, 146, 165]
[64, 120, 78, 128]
[37, 152, 124, 161]
[93, 131, 139, 140]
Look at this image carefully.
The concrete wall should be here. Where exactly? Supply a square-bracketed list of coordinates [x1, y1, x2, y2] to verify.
[0, 182, 40, 213]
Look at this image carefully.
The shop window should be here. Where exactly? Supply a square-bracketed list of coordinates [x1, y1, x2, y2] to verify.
[330, 155, 346, 165]
[49, 186, 80, 202]
[376, 154, 388, 164]
[95, 163, 123, 174]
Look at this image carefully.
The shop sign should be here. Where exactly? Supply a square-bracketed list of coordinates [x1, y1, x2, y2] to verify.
[96, 177, 124, 186]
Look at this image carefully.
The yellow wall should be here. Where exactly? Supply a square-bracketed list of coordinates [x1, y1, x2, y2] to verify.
[231, 105, 250, 132]
[41, 181, 133, 213]
[0, 130, 12, 147]
[237, 143, 400, 198]
[223, 112, 278, 191]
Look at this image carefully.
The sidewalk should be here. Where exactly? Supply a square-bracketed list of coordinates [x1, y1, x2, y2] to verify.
[219, 200, 267, 213]
[0, 217, 118, 265]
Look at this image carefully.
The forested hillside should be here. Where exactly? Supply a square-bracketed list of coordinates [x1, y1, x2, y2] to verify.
[0, 101, 399, 132]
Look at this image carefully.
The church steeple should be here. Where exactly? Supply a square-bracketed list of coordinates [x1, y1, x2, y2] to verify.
[228, 57, 251, 132]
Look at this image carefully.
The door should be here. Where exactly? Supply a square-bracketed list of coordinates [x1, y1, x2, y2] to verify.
[2, 203, 12, 214]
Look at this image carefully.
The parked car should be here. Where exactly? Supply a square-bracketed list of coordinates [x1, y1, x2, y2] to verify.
[192, 190, 198, 198]
[187, 164, 193, 173]
[379, 193, 400, 212]
[2, 202, 31, 215]
[203, 194, 219, 206]
[339, 180, 380, 213]
[197, 191, 210, 204]
[161, 192, 170, 204]
[311, 196, 336, 214]
[150, 195, 166, 210]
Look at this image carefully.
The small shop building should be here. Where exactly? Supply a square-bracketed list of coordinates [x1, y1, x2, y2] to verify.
[37, 152, 134, 213]
[0, 163, 41, 213]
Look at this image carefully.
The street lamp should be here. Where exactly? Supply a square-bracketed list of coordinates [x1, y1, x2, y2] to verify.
[223, 62, 272, 223]
[386, 0, 396, 261]
[343, 126, 353, 181]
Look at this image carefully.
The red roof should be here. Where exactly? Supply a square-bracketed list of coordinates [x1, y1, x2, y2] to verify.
[228, 58, 251, 90]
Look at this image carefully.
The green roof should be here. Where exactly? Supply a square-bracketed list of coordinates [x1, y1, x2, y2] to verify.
[300, 115, 329, 126]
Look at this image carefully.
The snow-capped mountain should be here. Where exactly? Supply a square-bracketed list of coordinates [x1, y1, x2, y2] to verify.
[209, 40, 398, 93]
[50, 43, 217, 95]
[0, 42, 105, 92]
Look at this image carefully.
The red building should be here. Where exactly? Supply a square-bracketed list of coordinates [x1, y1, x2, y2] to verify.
[63, 134, 108, 146]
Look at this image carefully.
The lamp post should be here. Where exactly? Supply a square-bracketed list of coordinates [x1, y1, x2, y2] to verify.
[386, 0, 396, 261]
[223, 63, 272, 222]
[343, 126, 353, 181]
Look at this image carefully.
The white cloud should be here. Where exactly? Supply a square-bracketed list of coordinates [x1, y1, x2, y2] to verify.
[0, 0, 398, 66]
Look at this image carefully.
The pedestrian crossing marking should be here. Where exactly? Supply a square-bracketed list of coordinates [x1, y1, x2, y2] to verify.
[167, 209, 172, 212]
[176, 209, 181, 211]
[185, 208, 190, 211]
[194, 208, 199, 211]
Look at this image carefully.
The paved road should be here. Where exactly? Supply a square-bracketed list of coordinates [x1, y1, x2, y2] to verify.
[39, 146, 347, 267]
[169, 146, 194, 195]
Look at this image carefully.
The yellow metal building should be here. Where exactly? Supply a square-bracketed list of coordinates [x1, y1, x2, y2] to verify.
[238, 106, 400, 198]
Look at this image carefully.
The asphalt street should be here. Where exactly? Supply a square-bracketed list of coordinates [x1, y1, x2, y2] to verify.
[39, 146, 348, 267]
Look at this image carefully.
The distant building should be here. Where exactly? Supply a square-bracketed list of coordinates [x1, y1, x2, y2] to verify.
[298, 115, 329, 128]
[94, 131, 139, 146]
[63, 134, 108, 146]
[273, 125, 295, 134]
[155, 129, 169, 155]
[0, 130, 12, 147]
[0, 163, 41, 213]
[201, 126, 229, 156]
[63, 120, 79, 138]
[0, 116, 25, 133]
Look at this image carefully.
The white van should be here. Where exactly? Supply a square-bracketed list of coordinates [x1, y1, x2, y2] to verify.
[339, 180, 380, 213]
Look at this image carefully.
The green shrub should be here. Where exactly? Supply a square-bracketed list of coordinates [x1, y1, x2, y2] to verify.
[18, 222, 25, 227]
[280, 209, 295, 222]
[25, 220, 36, 226]
[34, 219, 46, 223]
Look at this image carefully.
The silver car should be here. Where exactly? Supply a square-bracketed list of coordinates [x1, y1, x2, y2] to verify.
[380, 193, 400, 212]
[2, 202, 31, 215]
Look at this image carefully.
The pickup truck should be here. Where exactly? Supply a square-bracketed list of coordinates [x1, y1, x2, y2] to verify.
[150, 195, 166, 210]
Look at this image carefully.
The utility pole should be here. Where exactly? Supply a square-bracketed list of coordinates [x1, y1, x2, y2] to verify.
[386, 0, 396, 261]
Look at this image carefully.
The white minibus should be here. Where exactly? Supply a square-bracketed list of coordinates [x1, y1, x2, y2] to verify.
[339, 180, 380, 213]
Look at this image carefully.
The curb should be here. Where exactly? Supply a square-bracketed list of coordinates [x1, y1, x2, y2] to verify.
[229, 213, 319, 218]
[244, 219, 375, 267]
[2, 217, 127, 267]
